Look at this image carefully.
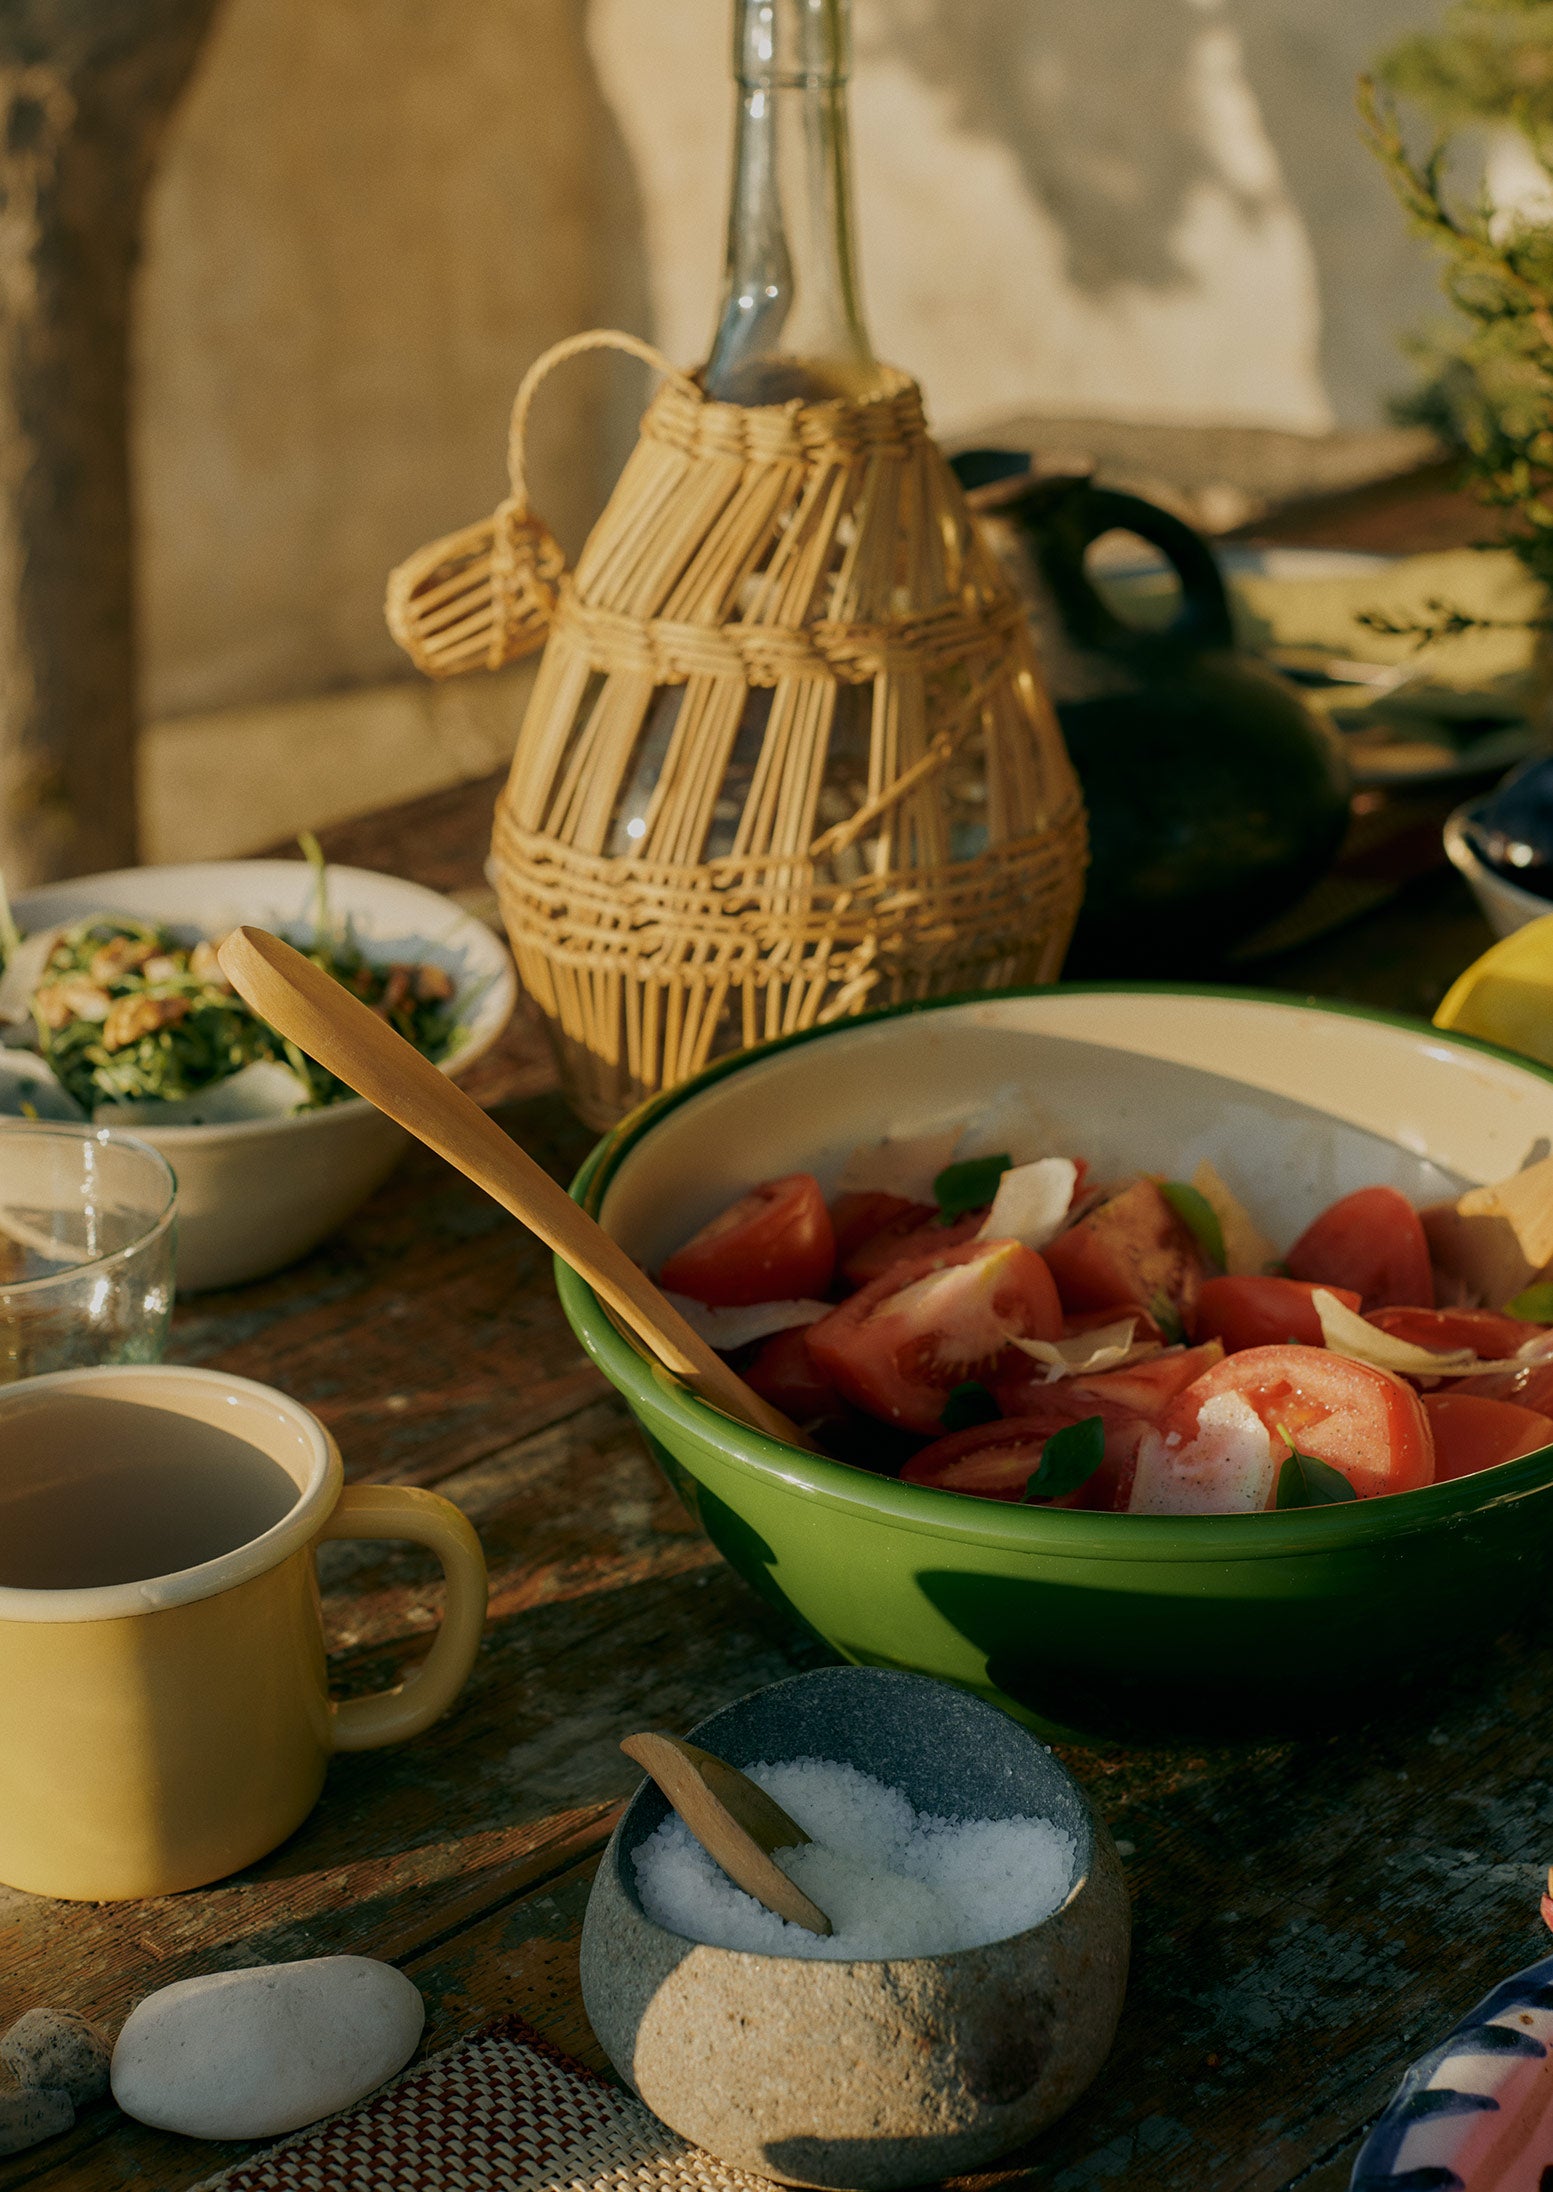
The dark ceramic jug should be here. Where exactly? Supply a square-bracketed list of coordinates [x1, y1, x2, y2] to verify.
[956, 460, 1352, 975]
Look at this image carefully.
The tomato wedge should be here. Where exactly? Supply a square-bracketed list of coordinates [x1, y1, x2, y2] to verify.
[1193, 1274, 1361, 1353]
[743, 1325, 845, 1423]
[839, 1208, 984, 1287]
[1369, 1306, 1543, 1359]
[993, 1337, 1223, 1421]
[901, 1397, 1152, 1511]
[660, 1173, 835, 1307]
[1042, 1178, 1206, 1326]
[1131, 1344, 1434, 1513]
[1422, 1392, 1553, 1482]
[806, 1238, 1063, 1434]
[829, 1192, 924, 1266]
[1459, 1359, 1553, 1412]
[1285, 1186, 1434, 1312]
[1062, 1303, 1167, 1343]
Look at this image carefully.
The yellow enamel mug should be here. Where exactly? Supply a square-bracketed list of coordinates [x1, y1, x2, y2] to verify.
[0, 1364, 488, 1900]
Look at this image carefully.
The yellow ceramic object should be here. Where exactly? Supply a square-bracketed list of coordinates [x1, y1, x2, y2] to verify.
[1434, 911, 1553, 1069]
[0, 1364, 488, 1901]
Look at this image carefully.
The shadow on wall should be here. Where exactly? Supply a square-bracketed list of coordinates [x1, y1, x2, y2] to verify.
[137, 0, 650, 722]
[878, 0, 1440, 428]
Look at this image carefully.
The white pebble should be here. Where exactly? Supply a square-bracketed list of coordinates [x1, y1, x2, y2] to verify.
[633, 1757, 1076, 1959]
[110, 1956, 424, 2140]
[1, 2009, 110, 2107]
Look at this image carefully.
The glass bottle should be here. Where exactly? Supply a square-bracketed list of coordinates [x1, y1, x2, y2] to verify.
[703, 0, 887, 405]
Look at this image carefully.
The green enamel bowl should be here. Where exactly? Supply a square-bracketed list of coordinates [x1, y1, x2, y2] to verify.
[560, 987, 1553, 1739]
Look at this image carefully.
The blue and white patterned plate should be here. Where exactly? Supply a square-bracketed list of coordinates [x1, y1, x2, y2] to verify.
[1352, 1942, 1553, 2190]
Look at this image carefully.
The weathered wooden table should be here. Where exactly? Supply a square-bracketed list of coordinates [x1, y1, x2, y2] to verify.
[4, 504, 1550, 2191]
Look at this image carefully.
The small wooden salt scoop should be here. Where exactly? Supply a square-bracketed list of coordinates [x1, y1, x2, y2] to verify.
[620, 1731, 832, 1937]
[215, 927, 810, 1450]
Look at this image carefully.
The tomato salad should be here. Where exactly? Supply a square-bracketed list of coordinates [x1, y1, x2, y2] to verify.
[652, 1145, 1553, 1514]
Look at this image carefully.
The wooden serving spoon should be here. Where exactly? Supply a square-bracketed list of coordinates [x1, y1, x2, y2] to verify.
[215, 926, 810, 1449]
[620, 1731, 832, 1937]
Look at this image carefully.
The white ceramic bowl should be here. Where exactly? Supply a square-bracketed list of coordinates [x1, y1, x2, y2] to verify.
[8, 862, 516, 1290]
[1444, 803, 1553, 937]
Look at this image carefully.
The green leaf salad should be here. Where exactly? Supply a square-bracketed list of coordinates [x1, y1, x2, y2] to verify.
[0, 844, 461, 1118]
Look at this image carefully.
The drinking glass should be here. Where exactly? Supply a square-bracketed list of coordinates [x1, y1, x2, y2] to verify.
[0, 1127, 178, 1382]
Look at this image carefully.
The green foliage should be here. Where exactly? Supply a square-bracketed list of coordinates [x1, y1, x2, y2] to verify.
[1364, 9, 1553, 602]
[1160, 1180, 1226, 1271]
[1023, 1416, 1106, 1504]
[934, 1154, 1011, 1223]
[939, 1381, 1000, 1431]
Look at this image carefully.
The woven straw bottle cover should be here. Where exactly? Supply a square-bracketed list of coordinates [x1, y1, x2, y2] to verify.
[386, 329, 1087, 1129]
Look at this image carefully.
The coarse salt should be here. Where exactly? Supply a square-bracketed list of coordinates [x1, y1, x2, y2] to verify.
[631, 1757, 1076, 1960]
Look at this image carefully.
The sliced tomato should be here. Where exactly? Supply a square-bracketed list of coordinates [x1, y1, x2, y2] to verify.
[1422, 1392, 1553, 1482]
[1285, 1186, 1433, 1312]
[840, 1208, 984, 1287]
[828, 1192, 923, 1266]
[1131, 1343, 1433, 1513]
[1078, 1341, 1227, 1420]
[660, 1173, 835, 1307]
[1193, 1274, 1361, 1353]
[806, 1238, 1063, 1435]
[1063, 1303, 1166, 1343]
[743, 1325, 845, 1422]
[901, 1397, 1151, 1512]
[1458, 1359, 1553, 1412]
[1369, 1306, 1543, 1359]
[1042, 1177, 1206, 1327]
[993, 1337, 1223, 1421]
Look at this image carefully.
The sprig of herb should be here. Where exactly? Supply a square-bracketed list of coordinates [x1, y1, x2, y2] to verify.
[1023, 1415, 1106, 1503]
[0, 865, 18, 968]
[1274, 1428, 1358, 1509]
[1506, 1281, 1553, 1322]
[940, 1381, 1000, 1432]
[934, 1153, 1011, 1224]
[1160, 1180, 1226, 1271]
[1149, 1290, 1186, 1346]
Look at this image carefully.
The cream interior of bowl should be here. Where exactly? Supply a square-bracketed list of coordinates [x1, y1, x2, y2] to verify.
[596, 992, 1553, 1268]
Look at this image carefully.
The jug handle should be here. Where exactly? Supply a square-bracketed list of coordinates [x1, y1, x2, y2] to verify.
[1005, 479, 1237, 654]
[505, 329, 699, 518]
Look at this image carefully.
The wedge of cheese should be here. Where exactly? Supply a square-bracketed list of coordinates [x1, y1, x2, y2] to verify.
[1422, 1152, 1553, 1307]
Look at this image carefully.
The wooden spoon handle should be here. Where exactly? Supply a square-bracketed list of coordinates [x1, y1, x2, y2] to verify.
[215, 927, 809, 1448]
[621, 1731, 832, 1937]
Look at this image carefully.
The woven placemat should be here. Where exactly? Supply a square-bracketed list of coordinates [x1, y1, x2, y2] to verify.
[195, 2016, 777, 2192]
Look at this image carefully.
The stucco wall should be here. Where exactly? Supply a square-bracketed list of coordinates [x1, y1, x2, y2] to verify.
[135, 0, 1443, 724]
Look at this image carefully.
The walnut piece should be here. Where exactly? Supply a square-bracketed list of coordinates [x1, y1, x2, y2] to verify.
[189, 939, 233, 991]
[88, 935, 158, 986]
[102, 994, 190, 1051]
[373, 966, 413, 1017]
[33, 979, 111, 1029]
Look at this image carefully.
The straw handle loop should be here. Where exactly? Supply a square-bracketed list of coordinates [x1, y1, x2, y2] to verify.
[507, 329, 697, 512]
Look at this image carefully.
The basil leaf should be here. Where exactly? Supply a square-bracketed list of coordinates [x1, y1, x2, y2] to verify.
[1275, 1439, 1358, 1509]
[940, 1380, 1000, 1432]
[1160, 1180, 1226, 1271]
[934, 1153, 1012, 1224]
[1023, 1415, 1106, 1503]
[1506, 1282, 1553, 1323]
[1149, 1290, 1186, 1346]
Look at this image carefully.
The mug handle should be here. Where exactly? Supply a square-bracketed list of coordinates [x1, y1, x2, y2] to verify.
[318, 1485, 488, 1752]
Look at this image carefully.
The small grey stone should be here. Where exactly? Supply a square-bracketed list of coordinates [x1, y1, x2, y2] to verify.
[0, 2069, 74, 2157]
[1, 2009, 112, 2107]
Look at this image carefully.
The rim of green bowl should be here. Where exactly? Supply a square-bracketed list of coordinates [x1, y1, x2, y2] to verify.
[559, 980, 1553, 1563]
